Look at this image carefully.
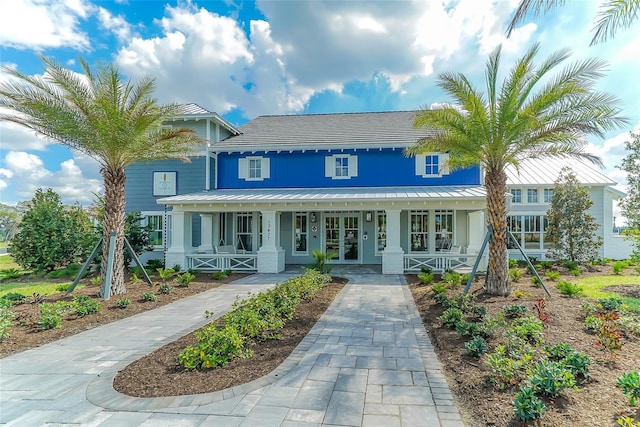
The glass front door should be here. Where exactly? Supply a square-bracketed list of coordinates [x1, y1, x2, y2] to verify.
[324, 213, 360, 263]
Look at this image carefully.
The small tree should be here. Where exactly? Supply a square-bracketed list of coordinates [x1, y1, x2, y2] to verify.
[619, 132, 640, 259]
[11, 189, 94, 272]
[546, 168, 603, 262]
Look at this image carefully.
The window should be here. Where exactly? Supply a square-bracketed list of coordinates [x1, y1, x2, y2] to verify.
[410, 211, 429, 252]
[527, 189, 538, 203]
[293, 212, 308, 254]
[144, 215, 164, 246]
[507, 215, 550, 250]
[376, 212, 387, 253]
[239, 156, 270, 181]
[543, 188, 553, 203]
[236, 212, 253, 251]
[510, 189, 522, 203]
[325, 154, 357, 179]
[415, 153, 449, 177]
[435, 210, 454, 250]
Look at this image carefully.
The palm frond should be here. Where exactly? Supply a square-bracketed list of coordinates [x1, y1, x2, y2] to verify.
[506, 0, 567, 36]
[591, 0, 640, 44]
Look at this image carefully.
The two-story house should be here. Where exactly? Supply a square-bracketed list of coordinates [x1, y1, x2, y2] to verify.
[124, 105, 633, 273]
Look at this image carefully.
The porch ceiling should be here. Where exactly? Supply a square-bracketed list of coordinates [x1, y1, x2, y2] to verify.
[157, 186, 487, 211]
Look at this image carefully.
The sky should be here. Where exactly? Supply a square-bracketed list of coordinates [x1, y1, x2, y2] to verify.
[0, 0, 639, 209]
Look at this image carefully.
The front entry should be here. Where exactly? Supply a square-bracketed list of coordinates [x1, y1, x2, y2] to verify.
[324, 212, 360, 263]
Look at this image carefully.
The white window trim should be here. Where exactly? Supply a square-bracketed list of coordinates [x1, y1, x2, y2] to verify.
[527, 188, 539, 204]
[510, 188, 523, 203]
[408, 210, 430, 253]
[414, 153, 450, 177]
[292, 212, 309, 256]
[325, 154, 358, 180]
[141, 210, 168, 250]
[375, 211, 387, 256]
[239, 156, 270, 181]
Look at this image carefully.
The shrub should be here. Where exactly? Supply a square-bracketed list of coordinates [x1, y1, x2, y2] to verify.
[583, 315, 603, 333]
[509, 268, 523, 282]
[420, 266, 433, 274]
[90, 276, 102, 286]
[545, 270, 560, 281]
[563, 260, 579, 271]
[431, 283, 447, 295]
[309, 250, 334, 274]
[0, 268, 22, 279]
[0, 305, 15, 342]
[617, 372, 640, 406]
[526, 359, 576, 396]
[212, 271, 229, 280]
[156, 267, 176, 284]
[116, 298, 131, 309]
[158, 284, 173, 294]
[595, 311, 624, 359]
[175, 271, 196, 287]
[178, 324, 250, 370]
[532, 276, 543, 286]
[570, 268, 581, 276]
[503, 304, 528, 318]
[464, 335, 488, 357]
[477, 314, 504, 338]
[455, 320, 479, 337]
[508, 258, 518, 269]
[38, 301, 72, 329]
[508, 316, 544, 345]
[439, 307, 464, 328]
[613, 261, 626, 275]
[418, 272, 434, 285]
[433, 293, 449, 306]
[1, 293, 26, 304]
[73, 295, 101, 317]
[146, 259, 164, 270]
[470, 305, 487, 319]
[539, 261, 554, 269]
[563, 352, 592, 379]
[171, 264, 182, 272]
[513, 387, 547, 421]
[597, 297, 623, 312]
[557, 281, 584, 297]
[544, 343, 575, 361]
[141, 292, 156, 302]
[55, 283, 71, 292]
[486, 339, 535, 390]
[442, 271, 462, 288]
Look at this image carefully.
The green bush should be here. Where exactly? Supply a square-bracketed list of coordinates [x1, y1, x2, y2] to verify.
[0, 268, 22, 279]
[433, 293, 449, 306]
[146, 259, 164, 270]
[557, 281, 584, 297]
[178, 324, 251, 370]
[545, 270, 560, 281]
[171, 264, 182, 272]
[563, 260, 579, 271]
[0, 305, 15, 342]
[503, 304, 528, 318]
[598, 297, 623, 312]
[513, 387, 547, 421]
[1, 293, 26, 304]
[470, 305, 487, 319]
[308, 250, 334, 274]
[38, 301, 72, 330]
[613, 261, 627, 275]
[431, 284, 447, 295]
[562, 352, 592, 379]
[141, 292, 156, 302]
[439, 307, 464, 328]
[544, 343, 575, 361]
[464, 335, 488, 357]
[508, 258, 518, 269]
[156, 267, 176, 283]
[486, 339, 535, 390]
[116, 298, 131, 309]
[73, 295, 101, 317]
[509, 268, 523, 282]
[617, 372, 640, 406]
[583, 315, 603, 332]
[570, 268, 581, 276]
[508, 316, 544, 345]
[175, 271, 196, 287]
[526, 359, 576, 396]
[442, 271, 462, 288]
[418, 272, 434, 285]
[212, 271, 229, 280]
[158, 284, 173, 294]
[455, 320, 479, 337]
[477, 314, 504, 338]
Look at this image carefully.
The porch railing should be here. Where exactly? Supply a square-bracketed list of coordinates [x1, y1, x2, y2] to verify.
[404, 252, 478, 273]
[186, 253, 258, 271]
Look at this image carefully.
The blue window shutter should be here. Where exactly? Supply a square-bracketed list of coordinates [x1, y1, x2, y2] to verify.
[348, 155, 358, 177]
[238, 158, 248, 179]
[440, 153, 450, 175]
[262, 157, 270, 179]
[325, 156, 334, 178]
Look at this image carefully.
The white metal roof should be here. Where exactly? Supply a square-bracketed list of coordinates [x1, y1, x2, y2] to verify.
[158, 185, 486, 206]
[506, 157, 615, 186]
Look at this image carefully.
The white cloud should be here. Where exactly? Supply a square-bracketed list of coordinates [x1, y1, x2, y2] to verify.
[1, 151, 102, 204]
[97, 6, 134, 42]
[0, 0, 92, 50]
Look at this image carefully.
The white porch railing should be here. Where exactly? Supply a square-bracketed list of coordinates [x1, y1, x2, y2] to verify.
[186, 253, 258, 271]
[404, 252, 478, 273]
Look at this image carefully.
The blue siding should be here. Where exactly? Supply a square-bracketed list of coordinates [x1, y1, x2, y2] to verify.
[217, 149, 481, 189]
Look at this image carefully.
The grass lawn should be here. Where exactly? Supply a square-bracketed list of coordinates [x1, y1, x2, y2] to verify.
[0, 256, 20, 270]
[574, 274, 640, 311]
[0, 281, 76, 298]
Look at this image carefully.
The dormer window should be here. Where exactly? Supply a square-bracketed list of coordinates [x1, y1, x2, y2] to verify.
[239, 156, 270, 181]
[326, 154, 358, 179]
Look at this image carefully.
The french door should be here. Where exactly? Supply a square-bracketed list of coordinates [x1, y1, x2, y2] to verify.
[324, 212, 360, 263]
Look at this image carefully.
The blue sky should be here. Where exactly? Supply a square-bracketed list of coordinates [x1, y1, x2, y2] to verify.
[1, 0, 639, 208]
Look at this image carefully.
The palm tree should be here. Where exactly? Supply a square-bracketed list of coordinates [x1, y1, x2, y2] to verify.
[407, 43, 627, 295]
[0, 56, 204, 296]
[507, 0, 640, 45]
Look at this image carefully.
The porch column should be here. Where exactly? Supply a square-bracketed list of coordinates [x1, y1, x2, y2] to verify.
[382, 209, 404, 274]
[212, 213, 221, 248]
[199, 214, 214, 253]
[467, 210, 487, 270]
[257, 210, 285, 273]
[165, 211, 192, 269]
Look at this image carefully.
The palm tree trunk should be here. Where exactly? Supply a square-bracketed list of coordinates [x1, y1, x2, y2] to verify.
[100, 165, 127, 296]
[485, 168, 511, 296]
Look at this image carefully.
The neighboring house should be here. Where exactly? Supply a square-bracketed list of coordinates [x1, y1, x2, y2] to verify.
[124, 106, 633, 273]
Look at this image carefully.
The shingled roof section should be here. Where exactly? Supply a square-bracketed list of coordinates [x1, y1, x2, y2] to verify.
[175, 103, 212, 115]
[214, 111, 436, 150]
